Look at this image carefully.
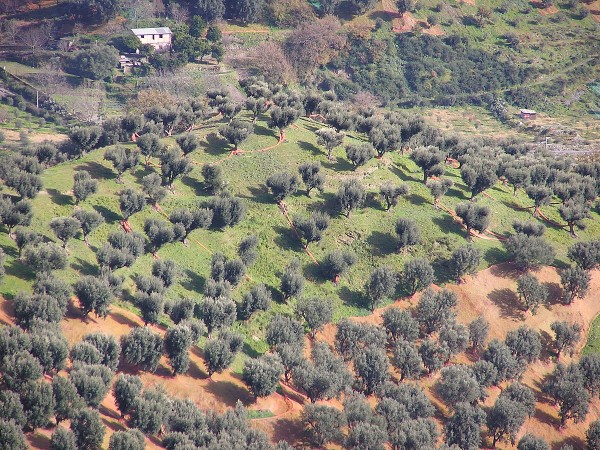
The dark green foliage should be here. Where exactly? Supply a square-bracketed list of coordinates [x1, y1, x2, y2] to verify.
[13, 292, 65, 329]
[415, 288, 456, 335]
[152, 259, 177, 288]
[164, 323, 194, 375]
[197, 297, 236, 334]
[552, 322, 582, 359]
[176, 133, 199, 156]
[281, 259, 305, 299]
[137, 292, 165, 325]
[380, 182, 409, 210]
[336, 179, 365, 217]
[104, 146, 139, 182]
[419, 339, 449, 374]
[120, 327, 163, 372]
[426, 178, 453, 207]
[345, 422, 387, 450]
[202, 164, 225, 193]
[369, 122, 401, 157]
[73, 171, 98, 204]
[29, 327, 68, 373]
[512, 221, 546, 237]
[0, 198, 33, 235]
[567, 240, 600, 270]
[19, 380, 55, 430]
[14, 228, 42, 256]
[204, 330, 243, 376]
[578, 354, 600, 397]
[587, 421, 600, 450]
[239, 284, 271, 320]
[395, 218, 420, 251]
[160, 149, 192, 189]
[468, 316, 489, 352]
[1, 350, 43, 390]
[560, 199, 590, 236]
[296, 297, 333, 337]
[365, 266, 398, 310]
[50, 216, 80, 248]
[144, 218, 176, 253]
[237, 235, 259, 267]
[354, 347, 390, 395]
[517, 434, 549, 450]
[243, 354, 284, 398]
[74, 275, 114, 318]
[460, 161, 497, 198]
[543, 362, 590, 425]
[320, 250, 356, 281]
[437, 365, 482, 406]
[141, 173, 167, 206]
[487, 395, 529, 446]
[219, 119, 253, 151]
[455, 202, 491, 239]
[292, 342, 351, 402]
[119, 188, 146, 220]
[0, 390, 25, 427]
[483, 339, 519, 383]
[346, 143, 375, 169]
[298, 162, 325, 197]
[526, 185, 553, 210]
[70, 341, 101, 366]
[113, 374, 143, 418]
[65, 45, 118, 80]
[450, 244, 482, 282]
[72, 209, 104, 243]
[0, 420, 27, 450]
[382, 307, 419, 342]
[392, 339, 422, 380]
[560, 266, 591, 304]
[269, 106, 301, 134]
[130, 387, 172, 436]
[0, 326, 31, 361]
[266, 315, 304, 348]
[516, 274, 548, 314]
[439, 320, 469, 356]
[505, 233, 556, 270]
[266, 171, 299, 203]
[402, 258, 434, 295]
[71, 408, 105, 450]
[67, 126, 102, 157]
[445, 402, 486, 450]
[379, 382, 435, 419]
[335, 319, 387, 360]
[302, 404, 345, 446]
[51, 427, 77, 450]
[97, 231, 146, 270]
[292, 212, 330, 248]
[316, 128, 345, 160]
[108, 429, 145, 450]
[52, 375, 82, 424]
[411, 146, 445, 182]
[207, 193, 246, 227]
[167, 298, 195, 324]
[70, 363, 113, 407]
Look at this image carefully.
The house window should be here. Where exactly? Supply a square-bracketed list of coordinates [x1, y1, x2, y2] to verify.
[140, 35, 144, 38]
[153, 35, 156, 39]
[159, 34, 163, 38]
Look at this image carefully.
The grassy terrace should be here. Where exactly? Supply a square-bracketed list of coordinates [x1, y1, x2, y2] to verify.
[1, 111, 598, 356]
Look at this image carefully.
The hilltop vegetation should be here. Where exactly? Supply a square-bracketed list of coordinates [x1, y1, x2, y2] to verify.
[0, 0, 599, 449]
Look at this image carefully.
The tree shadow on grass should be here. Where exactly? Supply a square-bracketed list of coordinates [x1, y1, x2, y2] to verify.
[75, 161, 115, 180]
[93, 205, 121, 224]
[297, 140, 322, 157]
[270, 418, 310, 448]
[273, 226, 301, 252]
[306, 192, 338, 216]
[46, 188, 72, 207]
[432, 215, 464, 238]
[389, 164, 415, 183]
[203, 133, 229, 156]
[322, 157, 354, 172]
[367, 230, 395, 257]
[243, 341, 261, 358]
[181, 174, 206, 196]
[407, 193, 429, 206]
[447, 186, 470, 201]
[4, 258, 34, 283]
[181, 269, 205, 294]
[239, 185, 272, 205]
[204, 378, 254, 407]
[339, 285, 364, 309]
[0, 243, 18, 259]
[487, 288, 525, 321]
[253, 123, 274, 138]
[71, 257, 98, 276]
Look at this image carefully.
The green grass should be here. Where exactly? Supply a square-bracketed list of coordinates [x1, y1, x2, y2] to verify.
[583, 314, 600, 355]
[247, 409, 275, 419]
[1, 112, 599, 356]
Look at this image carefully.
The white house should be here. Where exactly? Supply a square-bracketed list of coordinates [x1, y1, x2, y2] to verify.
[131, 27, 172, 52]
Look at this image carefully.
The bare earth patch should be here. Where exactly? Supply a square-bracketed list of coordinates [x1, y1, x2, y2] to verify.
[1, 128, 68, 144]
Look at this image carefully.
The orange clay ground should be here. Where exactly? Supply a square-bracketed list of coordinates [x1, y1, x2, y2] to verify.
[1, 262, 598, 449]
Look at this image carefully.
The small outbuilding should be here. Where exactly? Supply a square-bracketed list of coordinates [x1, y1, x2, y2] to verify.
[131, 27, 172, 52]
[520, 109, 537, 120]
